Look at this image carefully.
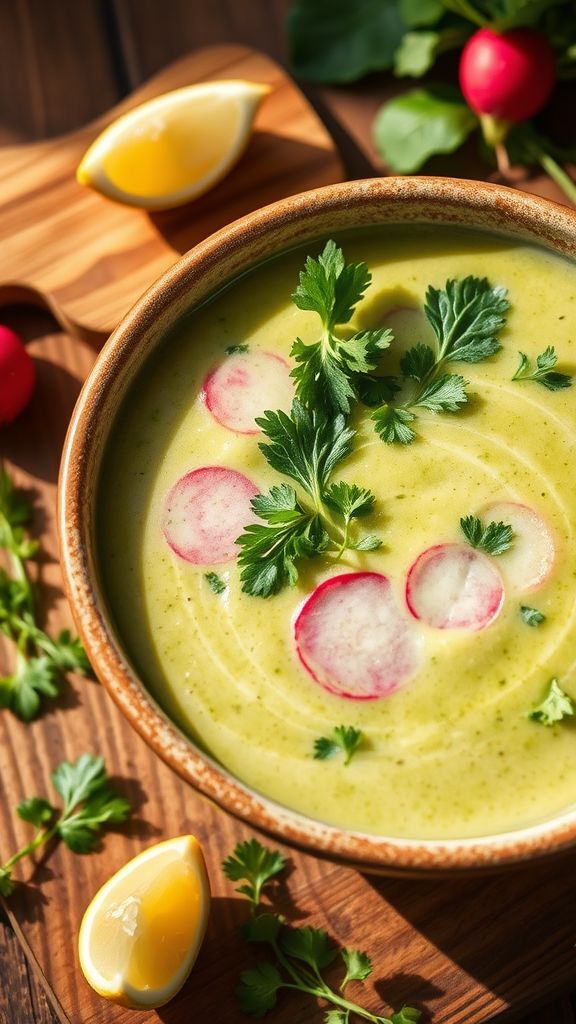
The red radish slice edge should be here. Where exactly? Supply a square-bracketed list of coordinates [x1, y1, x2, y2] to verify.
[294, 572, 421, 700]
[162, 466, 258, 565]
[202, 350, 293, 434]
[406, 543, 504, 631]
[482, 501, 555, 592]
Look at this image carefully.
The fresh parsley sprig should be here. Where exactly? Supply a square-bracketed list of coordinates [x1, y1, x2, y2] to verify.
[314, 725, 364, 766]
[460, 515, 514, 555]
[512, 346, 572, 391]
[290, 241, 393, 415]
[223, 837, 421, 1023]
[372, 277, 509, 444]
[528, 679, 574, 726]
[0, 754, 132, 897]
[236, 402, 381, 597]
[0, 464, 92, 720]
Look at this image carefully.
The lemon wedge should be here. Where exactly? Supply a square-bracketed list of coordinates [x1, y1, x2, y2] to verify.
[78, 835, 210, 1008]
[76, 79, 270, 210]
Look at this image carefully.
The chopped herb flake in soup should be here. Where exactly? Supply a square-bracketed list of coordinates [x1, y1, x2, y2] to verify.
[98, 225, 576, 840]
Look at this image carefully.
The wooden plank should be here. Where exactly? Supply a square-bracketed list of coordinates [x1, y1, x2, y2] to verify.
[110, 0, 291, 86]
[0, 45, 343, 339]
[0, 0, 119, 143]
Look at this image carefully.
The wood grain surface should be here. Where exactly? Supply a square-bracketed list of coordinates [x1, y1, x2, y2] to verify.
[0, 44, 343, 340]
[1, 3, 576, 1024]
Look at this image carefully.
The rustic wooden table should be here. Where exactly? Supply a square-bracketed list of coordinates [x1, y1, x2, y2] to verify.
[1, 3, 575, 1023]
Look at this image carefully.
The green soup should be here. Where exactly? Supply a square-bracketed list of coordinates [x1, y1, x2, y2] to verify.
[98, 225, 576, 840]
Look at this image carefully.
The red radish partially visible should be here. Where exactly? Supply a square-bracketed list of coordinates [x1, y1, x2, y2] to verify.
[482, 501, 555, 591]
[162, 466, 258, 565]
[459, 28, 556, 138]
[384, 306, 435, 355]
[0, 326, 35, 424]
[202, 350, 293, 434]
[406, 544, 504, 631]
[294, 572, 421, 700]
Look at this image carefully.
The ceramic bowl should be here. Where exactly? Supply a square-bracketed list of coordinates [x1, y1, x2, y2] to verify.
[59, 176, 576, 874]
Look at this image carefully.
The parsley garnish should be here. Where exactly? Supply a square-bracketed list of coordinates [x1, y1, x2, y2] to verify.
[236, 401, 381, 597]
[460, 514, 514, 555]
[520, 605, 546, 627]
[0, 754, 132, 897]
[205, 571, 226, 594]
[372, 277, 509, 444]
[223, 837, 421, 1023]
[528, 679, 574, 726]
[222, 838, 286, 913]
[314, 725, 364, 765]
[0, 464, 92, 720]
[512, 347, 572, 391]
[290, 241, 393, 414]
[225, 344, 249, 355]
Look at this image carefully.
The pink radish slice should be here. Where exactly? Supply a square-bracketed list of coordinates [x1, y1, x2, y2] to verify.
[384, 307, 436, 352]
[406, 544, 504, 631]
[162, 466, 258, 564]
[202, 350, 293, 434]
[482, 502, 555, 592]
[294, 572, 421, 700]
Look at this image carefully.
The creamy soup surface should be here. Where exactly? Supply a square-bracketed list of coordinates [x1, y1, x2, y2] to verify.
[98, 226, 576, 840]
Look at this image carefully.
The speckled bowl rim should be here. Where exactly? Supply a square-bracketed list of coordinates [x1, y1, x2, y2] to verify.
[59, 176, 576, 874]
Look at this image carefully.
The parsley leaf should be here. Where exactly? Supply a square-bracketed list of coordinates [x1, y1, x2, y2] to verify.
[237, 403, 382, 597]
[341, 948, 373, 987]
[371, 276, 508, 444]
[528, 679, 574, 726]
[290, 241, 392, 414]
[512, 346, 572, 390]
[0, 755, 131, 895]
[460, 514, 514, 555]
[222, 838, 286, 911]
[257, 401, 355, 500]
[223, 837, 420, 1023]
[225, 343, 249, 355]
[237, 963, 282, 1016]
[314, 725, 364, 765]
[424, 277, 509, 363]
[205, 571, 226, 594]
[0, 464, 92, 719]
[520, 605, 546, 627]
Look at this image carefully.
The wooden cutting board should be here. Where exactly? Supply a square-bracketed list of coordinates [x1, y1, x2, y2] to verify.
[0, 44, 343, 341]
[1, 47, 576, 1024]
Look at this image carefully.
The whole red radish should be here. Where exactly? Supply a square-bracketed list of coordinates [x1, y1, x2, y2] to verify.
[459, 27, 555, 141]
[0, 326, 35, 424]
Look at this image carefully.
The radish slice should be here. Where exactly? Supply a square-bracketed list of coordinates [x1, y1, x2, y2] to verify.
[482, 501, 555, 592]
[162, 466, 258, 564]
[294, 572, 421, 700]
[202, 350, 293, 433]
[384, 306, 435, 351]
[406, 544, 504, 630]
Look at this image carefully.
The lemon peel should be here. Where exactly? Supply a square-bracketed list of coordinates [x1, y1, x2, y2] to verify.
[78, 835, 210, 1008]
[76, 79, 270, 210]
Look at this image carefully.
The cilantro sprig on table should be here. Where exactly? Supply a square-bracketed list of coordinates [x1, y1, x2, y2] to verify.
[314, 725, 364, 766]
[372, 276, 509, 444]
[222, 837, 421, 1023]
[0, 464, 91, 720]
[512, 346, 572, 391]
[290, 240, 393, 415]
[0, 754, 132, 897]
[236, 400, 381, 597]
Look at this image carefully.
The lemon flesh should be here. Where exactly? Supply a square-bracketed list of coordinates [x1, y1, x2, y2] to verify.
[77, 80, 270, 210]
[78, 835, 210, 1008]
